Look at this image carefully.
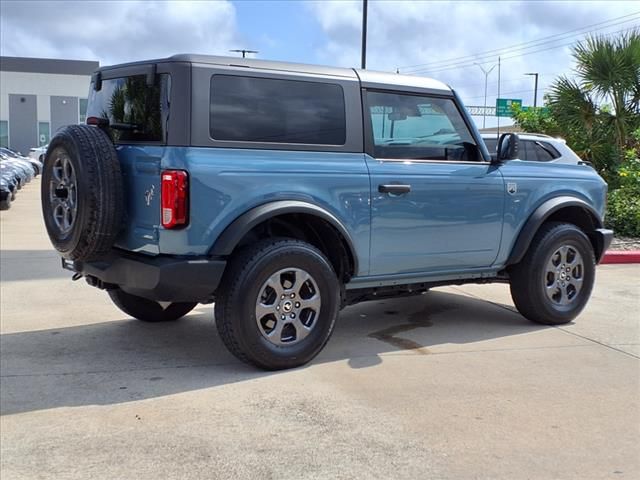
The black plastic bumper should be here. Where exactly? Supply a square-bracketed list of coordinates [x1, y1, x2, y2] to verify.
[591, 228, 614, 264]
[66, 251, 226, 303]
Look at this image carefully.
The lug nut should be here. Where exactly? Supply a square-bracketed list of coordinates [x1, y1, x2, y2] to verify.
[281, 294, 285, 299]
[276, 305, 280, 310]
[281, 314, 286, 320]
[290, 313, 296, 319]
[295, 302, 301, 308]
[290, 293, 295, 298]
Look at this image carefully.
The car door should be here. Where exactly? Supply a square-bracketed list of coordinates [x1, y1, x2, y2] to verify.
[364, 90, 505, 276]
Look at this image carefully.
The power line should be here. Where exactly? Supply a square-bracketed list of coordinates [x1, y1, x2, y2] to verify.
[407, 24, 639, 76]
[398, 11, 640, 73]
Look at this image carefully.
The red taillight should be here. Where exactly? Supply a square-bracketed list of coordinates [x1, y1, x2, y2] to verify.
[161, 170, 189, 229]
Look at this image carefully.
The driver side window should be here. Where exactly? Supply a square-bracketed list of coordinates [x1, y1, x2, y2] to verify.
[366, 91, 480, 161]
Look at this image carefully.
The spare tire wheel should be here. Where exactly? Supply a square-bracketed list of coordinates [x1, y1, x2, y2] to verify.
[41, 125, 124, 262]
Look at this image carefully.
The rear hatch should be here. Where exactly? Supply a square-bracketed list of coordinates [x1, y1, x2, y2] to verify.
[86, 68, 171, 255]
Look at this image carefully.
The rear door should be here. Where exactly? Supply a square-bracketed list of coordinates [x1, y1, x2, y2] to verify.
[86, 70, 171, 254]
[364, 90, 505, 275]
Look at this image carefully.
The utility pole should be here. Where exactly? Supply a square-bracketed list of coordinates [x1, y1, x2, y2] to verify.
[361, 0, 368, 69]
[496, 56, 501, 139]
[229, 49, 259, 58]
[474, 62, 497, 129]
[525, 72, 539, 107]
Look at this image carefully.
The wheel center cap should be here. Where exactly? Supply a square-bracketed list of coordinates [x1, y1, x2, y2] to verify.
[282, 301, 293, 313]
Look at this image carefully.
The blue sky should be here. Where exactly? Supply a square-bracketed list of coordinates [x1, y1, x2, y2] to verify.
[1, 0, 638, 127]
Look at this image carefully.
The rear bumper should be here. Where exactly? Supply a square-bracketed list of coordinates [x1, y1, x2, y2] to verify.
[66, 251, 226, 303]
[591, 228, 614, 264]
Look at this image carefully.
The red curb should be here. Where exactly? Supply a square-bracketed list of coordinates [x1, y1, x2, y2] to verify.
[601, 251, 640, 264]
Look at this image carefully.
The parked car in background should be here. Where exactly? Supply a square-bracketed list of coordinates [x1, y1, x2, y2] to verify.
[29, 145, 48, 163]
[0, 147, 42, 175]
[0, 153, 34, 187]
[482, 133, 584, 165]
[1, 177, 12, 210]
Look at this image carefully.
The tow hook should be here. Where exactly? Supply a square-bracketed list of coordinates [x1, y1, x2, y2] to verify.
[71, 273, 83, 281]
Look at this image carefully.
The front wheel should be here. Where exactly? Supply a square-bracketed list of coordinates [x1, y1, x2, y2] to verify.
[510, 222, 596, 325]
[108, 288, 197, 322]
[215, 238, 340, 370]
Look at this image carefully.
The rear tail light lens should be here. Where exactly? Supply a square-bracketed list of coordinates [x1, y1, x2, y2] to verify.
[161, 170, 188, 229]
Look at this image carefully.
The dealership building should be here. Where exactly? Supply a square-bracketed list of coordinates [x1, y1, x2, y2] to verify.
[0, 56, 99, 154]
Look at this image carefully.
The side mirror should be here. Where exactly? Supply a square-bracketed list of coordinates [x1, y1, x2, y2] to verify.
[496, 133, 520, 162]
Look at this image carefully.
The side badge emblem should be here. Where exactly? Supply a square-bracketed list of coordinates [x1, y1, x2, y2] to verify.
[144, 185, 155, 206]
[507, 183, 517, 195]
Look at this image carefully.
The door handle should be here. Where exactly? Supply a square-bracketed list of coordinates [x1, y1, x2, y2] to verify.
[378, 184, 411, 195]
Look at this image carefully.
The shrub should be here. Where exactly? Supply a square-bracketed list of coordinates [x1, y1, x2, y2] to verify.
[605, 138, 640, 237]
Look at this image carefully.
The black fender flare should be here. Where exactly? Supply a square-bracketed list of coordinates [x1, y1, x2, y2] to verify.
[506, 196, 603, 265]
[209, 200, 359, 273]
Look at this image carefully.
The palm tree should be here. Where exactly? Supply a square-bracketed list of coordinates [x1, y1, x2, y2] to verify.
[546, 30, 640, 170]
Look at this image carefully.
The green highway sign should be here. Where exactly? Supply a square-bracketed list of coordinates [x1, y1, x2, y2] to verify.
[496, 98, 522, 117]
[522, 106, 550, 114]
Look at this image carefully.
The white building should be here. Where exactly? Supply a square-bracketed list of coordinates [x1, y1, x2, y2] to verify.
[0, 56, 99, 154]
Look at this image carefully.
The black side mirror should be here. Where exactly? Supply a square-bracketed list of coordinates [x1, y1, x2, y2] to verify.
[496, 133, 520, 162]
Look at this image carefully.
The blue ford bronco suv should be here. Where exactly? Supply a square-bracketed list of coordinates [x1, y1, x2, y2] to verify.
[41, 54, 612, 370]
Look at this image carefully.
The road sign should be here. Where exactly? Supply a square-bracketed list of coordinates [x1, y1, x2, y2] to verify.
[496, 98, 522, 117]
[522, 106, 550, 114]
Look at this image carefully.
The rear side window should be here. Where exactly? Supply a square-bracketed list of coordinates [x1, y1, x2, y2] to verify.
[86, 74, 170, 144]
[210, 75, 346, 145]
[522, 140, 560, 161]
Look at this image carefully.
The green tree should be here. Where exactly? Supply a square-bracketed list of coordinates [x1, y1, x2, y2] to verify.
[513, 30, 640, 182]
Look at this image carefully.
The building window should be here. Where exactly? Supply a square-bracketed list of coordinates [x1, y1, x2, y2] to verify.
[79, 98, 88, 124]
[0, 121, 8, 148]
[38, 122, 50, 146]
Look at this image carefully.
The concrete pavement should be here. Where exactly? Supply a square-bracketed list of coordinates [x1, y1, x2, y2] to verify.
[1, 179, 639, 479]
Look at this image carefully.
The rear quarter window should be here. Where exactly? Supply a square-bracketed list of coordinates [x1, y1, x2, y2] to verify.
[209, 75, 346, 145]
[86, 74, 170, 144]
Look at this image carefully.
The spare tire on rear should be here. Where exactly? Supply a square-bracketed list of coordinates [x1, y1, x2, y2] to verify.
[41, 125, 124, 262]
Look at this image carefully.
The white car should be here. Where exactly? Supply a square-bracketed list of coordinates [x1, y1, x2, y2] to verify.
[481, 133, 584, 165]
[29, 145, 48, 162]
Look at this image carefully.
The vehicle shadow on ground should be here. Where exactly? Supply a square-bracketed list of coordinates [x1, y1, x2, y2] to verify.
[0, 290, 548, 415]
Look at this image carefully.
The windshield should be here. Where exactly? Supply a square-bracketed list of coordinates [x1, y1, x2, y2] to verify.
[86, 73, 170, 144]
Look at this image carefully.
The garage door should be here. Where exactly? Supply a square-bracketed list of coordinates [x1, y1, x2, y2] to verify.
[50, 96, 79, 136]
[8, 94, 37, 155]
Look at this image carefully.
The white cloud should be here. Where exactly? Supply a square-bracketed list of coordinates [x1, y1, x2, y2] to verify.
[0, 0, 241, 66]
[307, 0, 639, 112]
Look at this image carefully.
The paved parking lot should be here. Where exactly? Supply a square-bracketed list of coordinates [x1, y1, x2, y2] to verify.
[1, 179, 639, 480]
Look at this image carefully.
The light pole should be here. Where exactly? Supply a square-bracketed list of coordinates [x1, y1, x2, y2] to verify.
[474, 62, 497, 129]
[361, 0, 368, 69]
[229, 49, 259, 58]
[525, 72, 539, 107]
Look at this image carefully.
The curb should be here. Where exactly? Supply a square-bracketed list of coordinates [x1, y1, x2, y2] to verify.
[601, 251, 640, 264]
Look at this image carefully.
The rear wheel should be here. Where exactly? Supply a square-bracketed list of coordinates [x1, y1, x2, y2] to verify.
[510, 222, 596, 325]
[108, 288, 197, 322]
[215, 238, 340, 370]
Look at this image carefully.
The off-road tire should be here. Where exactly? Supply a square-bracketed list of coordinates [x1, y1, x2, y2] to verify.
[108, 289, 197, 322]
[215, 238, 340, 370]
[510, 222, 596, 325]
[41, 125, 124, 262]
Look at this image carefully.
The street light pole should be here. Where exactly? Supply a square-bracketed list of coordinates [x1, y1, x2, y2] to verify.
[361, 0, 368, 69]
[474, 62, 497, 129]
[525, 72, 539, 107]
